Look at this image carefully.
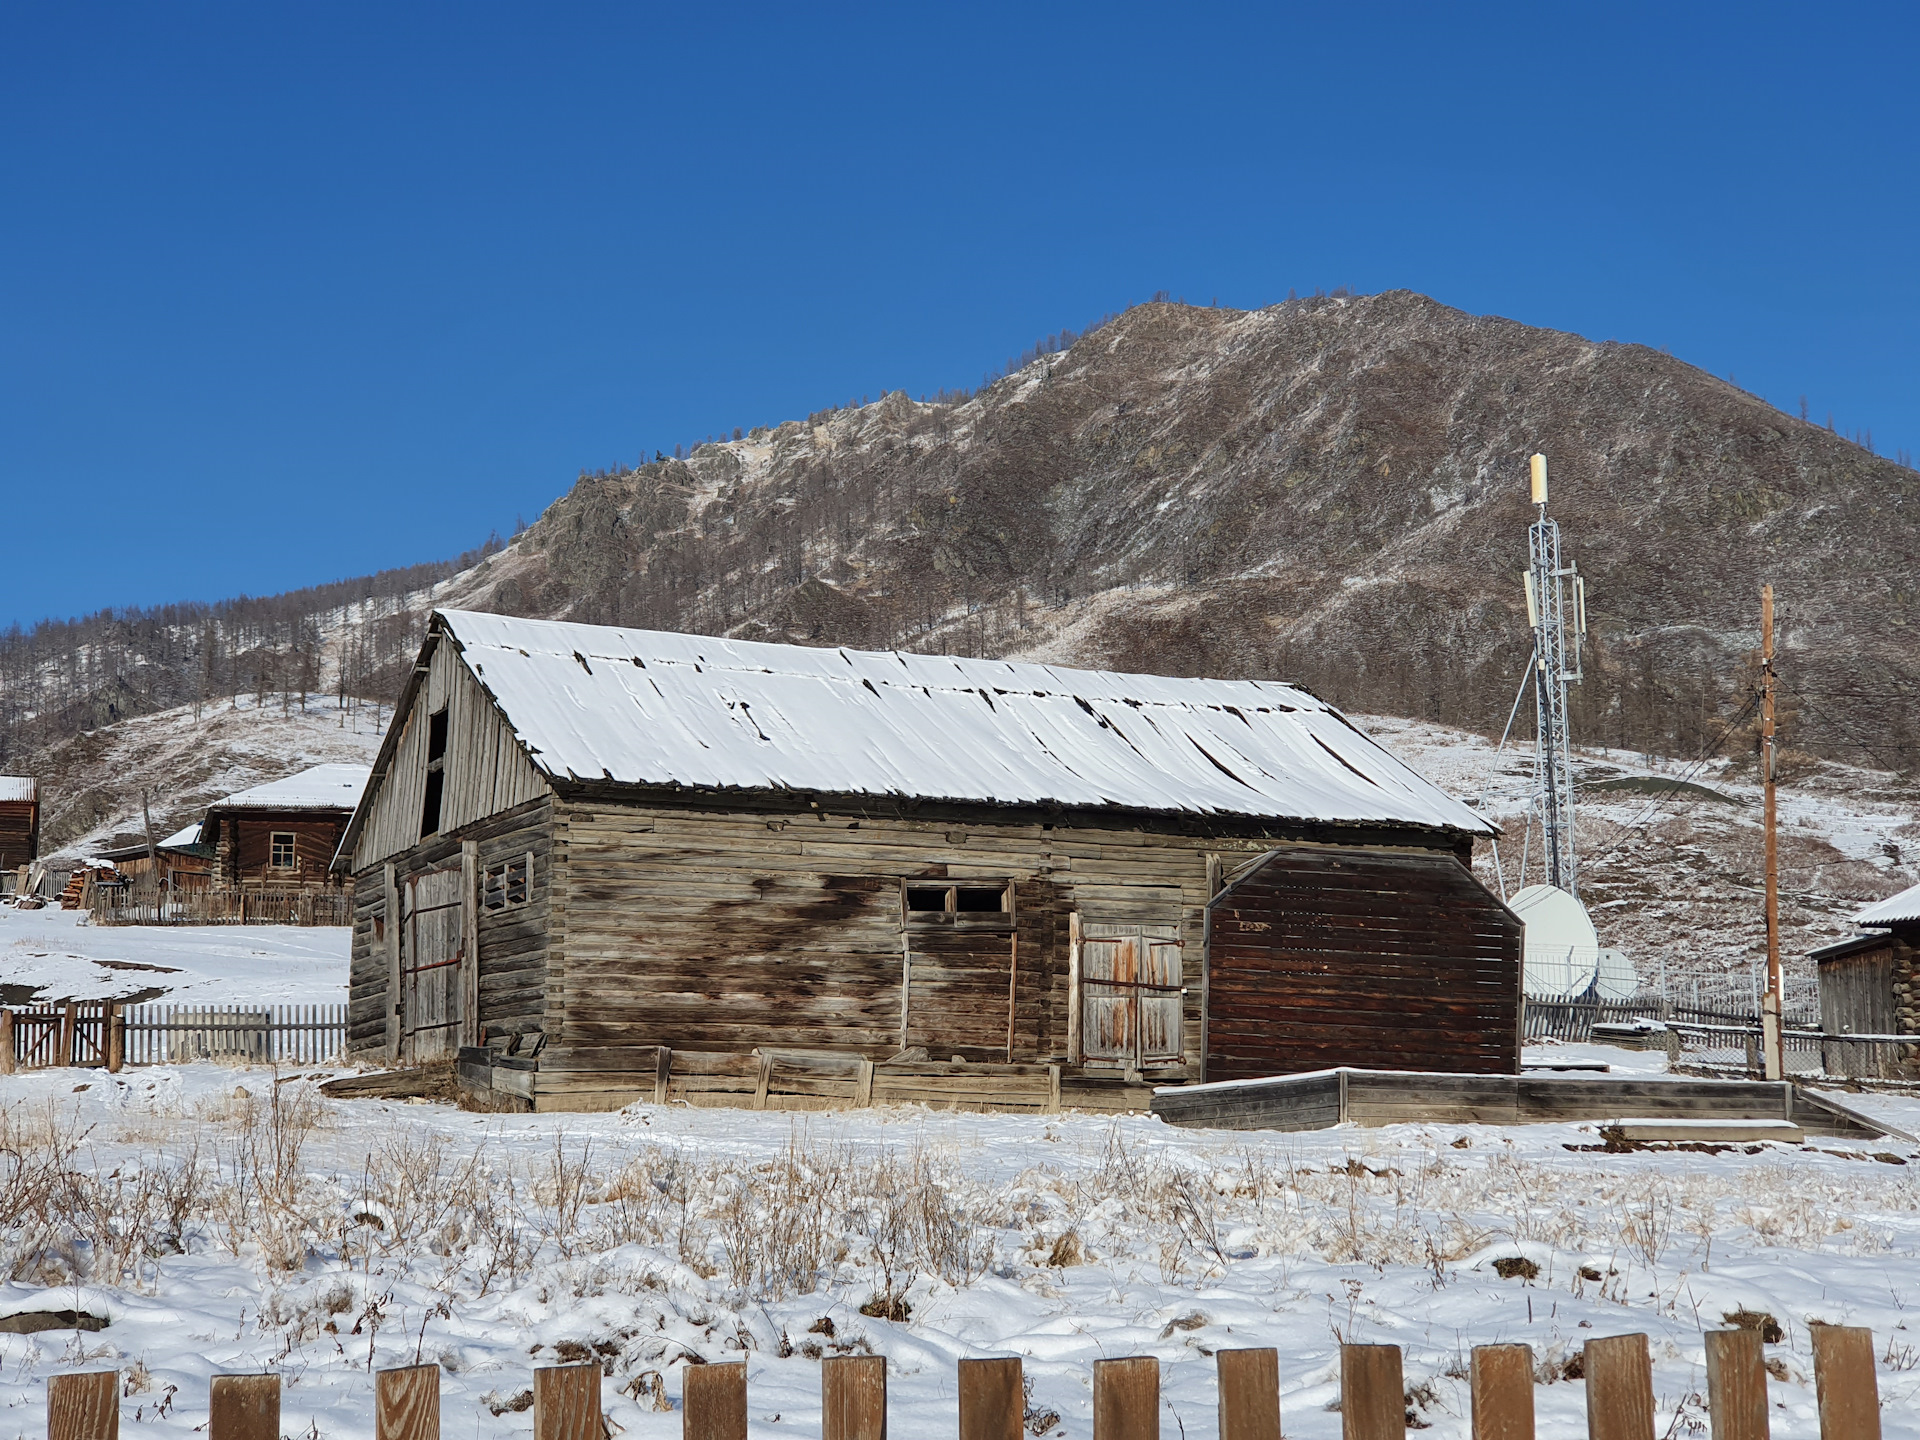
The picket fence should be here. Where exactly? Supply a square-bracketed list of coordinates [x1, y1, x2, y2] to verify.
[88, 885, 351, 927]
[0, 1002, 346, 1072]
[38, 1325, 1883, 1440]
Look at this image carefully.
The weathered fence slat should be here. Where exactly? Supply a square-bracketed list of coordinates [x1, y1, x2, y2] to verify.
[822, 1354, 887, 1440]
[1216, 1348, 1280, 1440]
[1341, 1344, 1405, 1440]
[1584, 1334, 1655, 1440]
[534, 1364, 602, 1440]
[376, 1363, 439, 1440]
[1092, 1357, 1157, 1440]
[209, 1374, 279, 1440]
[682, 1361, 746, 1440]
[1704, 1329, 1768, 1440]
[1470, 1344, 1534, 1440]
[1811, 1325, 1879, 1440]
[47, 1371, 118, 1440]
[958, 1357, 1023, 1440]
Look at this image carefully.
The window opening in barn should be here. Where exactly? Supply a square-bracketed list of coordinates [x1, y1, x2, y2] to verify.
[903, 881, 1011, 922]
[484, 853, 531, 911]
[269, 832, 296, 869]
[420, 706, 449, 837]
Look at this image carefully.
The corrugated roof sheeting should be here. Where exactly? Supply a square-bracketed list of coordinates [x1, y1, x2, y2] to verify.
[1857, 881, 1920, 927]
[0, 776, 36, 803]
[212, 763, 370, 812]
[440, 609, 1493, 834]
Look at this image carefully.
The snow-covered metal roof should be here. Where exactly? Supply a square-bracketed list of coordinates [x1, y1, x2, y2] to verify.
[439, 610, 1494, 834]
[210, 764, 370, 813]
[1857, 881, 1920, 928]
[0, 776, 35, 803]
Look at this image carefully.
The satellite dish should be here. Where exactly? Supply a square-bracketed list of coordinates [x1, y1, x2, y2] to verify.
[1595, 948, 1638, 1002]
[1509, 884, 1600, 999]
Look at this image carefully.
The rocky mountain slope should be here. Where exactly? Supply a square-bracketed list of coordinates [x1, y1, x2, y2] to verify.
[448, 292, 1920, 778]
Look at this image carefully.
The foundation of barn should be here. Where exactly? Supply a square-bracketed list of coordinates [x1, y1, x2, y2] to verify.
[455, 1042, 1166, 1114]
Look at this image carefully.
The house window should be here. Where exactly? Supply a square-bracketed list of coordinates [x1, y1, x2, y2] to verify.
[420, 706, 449, 838]
[484, 853, 532, 911]
[270, 832, 297, 869]
[903, 880, 1012, 923]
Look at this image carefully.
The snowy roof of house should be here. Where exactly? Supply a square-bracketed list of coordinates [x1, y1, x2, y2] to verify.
[1857, 881, 1920, 927]
[209, 764, 371, 813]
[438, 609, 1494, 834]
[94, 820, 216, 862]
[0, 776, 35, 803]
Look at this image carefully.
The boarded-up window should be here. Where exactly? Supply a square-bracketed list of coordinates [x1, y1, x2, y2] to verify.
[1078, 922, 1183, 1065]
[484, 853, 532, 911]
[269, 832, 296, 869]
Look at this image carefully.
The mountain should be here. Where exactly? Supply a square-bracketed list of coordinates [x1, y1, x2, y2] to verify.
[448, 291, 1920, 777]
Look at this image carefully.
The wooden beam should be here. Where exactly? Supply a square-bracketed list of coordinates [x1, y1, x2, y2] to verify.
[1092, 1356, 1157, 1440]
[822, 1355, 886, 1440]
[534, 1364, 602, 1440]
[1704, 1330, 1768, 1440]
[375, 1364, 439, 1440]
[47, 1371, 118, 1440]
[383, 863, 402, 1062]
[1216, 1348, 1280, 1440]
[1341, 1344, 1404, 1440]
[958, 1357, 1023, 1440]
[1811, 1326, 1879, 1440]
[210, 1375, 280, 1440]
[1469, 1345, 1533, 1440]
[1583, 1335, 1654, 1440]
[681, 1361, 746, 1440]
[461, 840, 480, 1048]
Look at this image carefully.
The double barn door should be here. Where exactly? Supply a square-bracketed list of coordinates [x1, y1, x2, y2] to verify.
[1079, 921, 1183, 1066]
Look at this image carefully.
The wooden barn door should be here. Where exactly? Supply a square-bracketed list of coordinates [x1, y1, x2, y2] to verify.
[1079, 922, 1182, 1066]
[401, 866, 466, 1061]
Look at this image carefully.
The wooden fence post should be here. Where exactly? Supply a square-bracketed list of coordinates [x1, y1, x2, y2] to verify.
[1341, 1345, 1405, 1440]
[1704, 1329, 1768, 1440]
[375, 1363, 439, 1440]
[47, 1371, 118, 1440]
[107, 1005, 124, 1074]
[681, 1361, 746, 1440]
[1092, 1356, 1158, 1440]
[822, 1354, 887, 1440]
[209, 1375, 279, 1440]
[534, 1363, 602, 1440]
[1811, 1326, 1879, 1440]
[1470, 1344, 1533, 1440]
[1584, 1335, 1654, 1440]
[1, 1008, 14, 1074]
[1216, 1348, 1280, 1440]
[958, 1357, 1023, 1440]
[60, 1000, 76, 1066]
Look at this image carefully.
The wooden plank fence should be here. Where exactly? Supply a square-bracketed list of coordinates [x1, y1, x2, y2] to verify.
[88, 885, 351, 928]
[1525, 998, 1920, 1082]
[36, 1328, 1889, 1440]
[0, 1003, 345, 1071]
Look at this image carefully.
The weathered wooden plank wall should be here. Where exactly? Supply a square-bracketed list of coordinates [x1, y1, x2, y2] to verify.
[1206, 847, 1520, 1079]
[1819, 945, 1895, 1036]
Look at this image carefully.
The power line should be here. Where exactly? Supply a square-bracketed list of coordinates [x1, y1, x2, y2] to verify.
[1581, 688, 1762, 873]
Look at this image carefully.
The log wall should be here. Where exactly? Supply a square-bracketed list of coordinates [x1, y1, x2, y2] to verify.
[0, 798, 37, 869]
[1205, 846, 1521, 1080]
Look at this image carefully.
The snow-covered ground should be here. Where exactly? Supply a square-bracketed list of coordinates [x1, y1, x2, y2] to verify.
[0, 905, 347, 1007]
[2, 1062, 1917, 1440]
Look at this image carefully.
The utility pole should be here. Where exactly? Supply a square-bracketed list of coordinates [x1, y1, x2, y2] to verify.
[1760, 584, 1784, 1080]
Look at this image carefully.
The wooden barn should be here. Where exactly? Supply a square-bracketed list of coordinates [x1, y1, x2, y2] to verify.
[1814, 882, 1920, 1077]
[95, 820, 215, 889]
[0, 776, 37, 873]
[332, 610, 1517, 1112]
[199, 765, 367, 890]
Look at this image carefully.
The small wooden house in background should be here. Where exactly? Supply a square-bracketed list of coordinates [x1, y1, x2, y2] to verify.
[201, 764, 368, 890]
[95, 820, 215, 889]
[1814, 881, 1920, 1077]
[332, 610, 1518, 1112]
[0, 776, 38, 874]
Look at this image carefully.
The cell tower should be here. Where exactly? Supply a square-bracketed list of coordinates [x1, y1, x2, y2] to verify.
[1522, 453, 1587, 895]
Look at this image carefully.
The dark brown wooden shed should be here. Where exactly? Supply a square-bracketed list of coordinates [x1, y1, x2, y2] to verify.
[333, 610, 1515, 1112]
[0, 776, 38, 873]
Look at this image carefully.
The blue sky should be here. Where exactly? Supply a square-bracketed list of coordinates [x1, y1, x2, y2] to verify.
[3, 2, 1916, 627]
